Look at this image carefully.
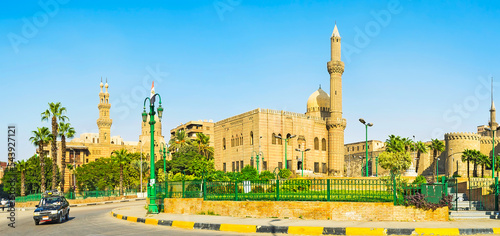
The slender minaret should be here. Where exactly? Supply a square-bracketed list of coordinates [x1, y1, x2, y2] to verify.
[490, 77, 498, 135]
[326, 23, 346, 176]
[97, 79, 112, 144]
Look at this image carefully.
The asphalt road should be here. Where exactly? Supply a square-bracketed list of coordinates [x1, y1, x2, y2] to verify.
[0, 200, 272, 236]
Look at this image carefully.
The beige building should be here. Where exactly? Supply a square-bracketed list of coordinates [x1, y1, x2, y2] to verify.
[170, 120, 215, 147]
[214, 24, 346, 176]
[44, 80, 166, 191]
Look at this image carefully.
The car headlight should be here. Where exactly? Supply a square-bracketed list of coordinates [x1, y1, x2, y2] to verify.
[50, 210, 58, 214]
[33, 212, 40, 216]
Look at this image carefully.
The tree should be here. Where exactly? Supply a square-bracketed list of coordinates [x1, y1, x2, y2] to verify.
[384, 135, 405, 153]
[16, 160, 28, 196]
[131, 159, 150, 188]
[240, 165, 259, 181]
[428, 139, 445, 181]
[378, 151, 412, 175]
[401, 137, 415, 153]
[193, 133, 214, 160]
[477, 153, 490, 178]
[41, 102, 68, 190]
[58, 122, 75, 192]
[111, 149, 132, 196]
[414, 141, 428, 173]
[461, 149, 479, 178]
[168, 130, 190, 152]
[29, 127, 52, 192]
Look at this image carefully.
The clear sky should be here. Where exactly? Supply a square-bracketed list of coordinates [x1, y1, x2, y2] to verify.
[1, 0, 500, 163]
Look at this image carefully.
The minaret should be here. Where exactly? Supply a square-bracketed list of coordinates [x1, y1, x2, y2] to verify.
[489, 77, 498, 135]
[97, 79, 112, 144]
[326, 23, 346, 176]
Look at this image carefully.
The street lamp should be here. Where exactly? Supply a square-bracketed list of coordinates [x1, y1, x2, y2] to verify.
[142, 91, 163, 214]
[485, 126, 500, 178]
[274, 134, 296, 170]
[160, 142, 169, 180]
[359, 118, 373, 177]
[71, 149, 75, 193]
[251, 151, 264, 174]
[295, 148, 311, 177]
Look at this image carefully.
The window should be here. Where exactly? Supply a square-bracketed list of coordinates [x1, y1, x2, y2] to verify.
[250, 160, 254, 167]
[357, 146, 359, 151]
[250, 131, 254, 145]
[287, 160, 292, 170]
[236, 162, 240, 172]
[223, 163, 226, 172]
[263, 161, 267, 171]
[278, 162, 283, 169]
[86, 158, 89, 163]
[272, 133, 276, 144]
[231, 136, 234, 147]
[278, 133, 282, 145]
[223, 138, 226, 150]
[321, 138, 327, 151]
[314, 137, 319, 150]
[232, 162, 235, 172]
[240, 134, 243, 146]
[322, 163, 327, 174]
[314, 162, 320, 173]
[240, 160, 243, 170]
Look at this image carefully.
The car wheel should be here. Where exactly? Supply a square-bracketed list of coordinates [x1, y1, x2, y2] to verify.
[58, 214, 63, 223]
[65, 212, 69, 221]
[34, 220, 39, 225]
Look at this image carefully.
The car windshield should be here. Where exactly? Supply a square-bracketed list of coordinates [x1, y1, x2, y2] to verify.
[39, 197, 61, 206]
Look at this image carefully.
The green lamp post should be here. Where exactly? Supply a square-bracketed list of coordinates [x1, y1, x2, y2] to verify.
[251, 151, 264, 174]
[160, 142, 169, 180]
[295, 148, 311, 177]
[274, 134, 296, 170]
[142, 93, 163, 214]
[359, 118, 373, 177]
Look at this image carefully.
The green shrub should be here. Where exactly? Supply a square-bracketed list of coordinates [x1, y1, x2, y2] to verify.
[259, 171, 275, 181]
[251, 186, 265, 193]
[278, 169, 292, 179]
[413, 175, 427, 185]
[280, 179, 311, 192]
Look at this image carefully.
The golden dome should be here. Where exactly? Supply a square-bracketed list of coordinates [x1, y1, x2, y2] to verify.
[307, 87, 330, 112]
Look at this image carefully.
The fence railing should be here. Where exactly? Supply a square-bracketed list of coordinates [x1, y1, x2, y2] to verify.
[15, 188, 139, 202]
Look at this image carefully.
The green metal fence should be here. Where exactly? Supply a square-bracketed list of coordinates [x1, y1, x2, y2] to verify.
[15, 188, 139, 202]
[165, 178, 395, 203]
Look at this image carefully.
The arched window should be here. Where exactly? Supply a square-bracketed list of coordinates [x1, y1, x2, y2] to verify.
[236, 135, 239, 146]
[250, 131, 254, 145]
[231, 136, 234, 147]
[272, 133, 276, 145]
[240, 133, 243, 146]
[321, 138, 327, 151]
[314, 137, 319, 150]
[278, 133, 282, 145]
[223, 138, 226, 150]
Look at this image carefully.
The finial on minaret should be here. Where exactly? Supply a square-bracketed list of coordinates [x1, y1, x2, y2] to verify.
[105, 78, 109, 93]
[489, 77, 498, 130]
[319, 84, 321, 89]
[100, 77, 104, 92]
[332, 23, 340, 38]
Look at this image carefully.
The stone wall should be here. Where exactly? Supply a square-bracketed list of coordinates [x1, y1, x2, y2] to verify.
[164, 198, 448, 222]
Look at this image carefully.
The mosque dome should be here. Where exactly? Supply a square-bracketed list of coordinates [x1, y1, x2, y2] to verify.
[307, 87, 330, 113]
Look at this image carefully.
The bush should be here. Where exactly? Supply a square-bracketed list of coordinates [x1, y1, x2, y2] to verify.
[413, 175, 427, 185]
[405, 193, 453, 211]
[259, 171, 275, 181]
[251, 186, 265, 193]
[280, 179, 311, 192]
[278, 169, 292, 179]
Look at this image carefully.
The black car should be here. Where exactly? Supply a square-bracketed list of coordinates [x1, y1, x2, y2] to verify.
[33, 191, 70, 225]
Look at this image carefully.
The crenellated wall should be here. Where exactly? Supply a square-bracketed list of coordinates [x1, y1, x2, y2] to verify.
[445, 132, 482, 177]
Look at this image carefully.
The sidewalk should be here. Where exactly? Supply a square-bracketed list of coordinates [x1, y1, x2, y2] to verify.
[111, 205, 500, 235]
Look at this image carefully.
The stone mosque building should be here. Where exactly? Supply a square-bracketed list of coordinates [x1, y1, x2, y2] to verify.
[214, 24, 346, 176]
[44, 80, 166, 191]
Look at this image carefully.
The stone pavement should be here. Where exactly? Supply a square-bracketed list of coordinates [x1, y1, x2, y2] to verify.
[111, 204, 500, 235]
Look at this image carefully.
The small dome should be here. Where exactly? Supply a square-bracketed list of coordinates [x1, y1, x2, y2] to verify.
[307, 88, 330, 111]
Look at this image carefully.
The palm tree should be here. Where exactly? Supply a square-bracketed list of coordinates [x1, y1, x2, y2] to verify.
[58, 122, 75, 192]
[168, 130, 190, 152]
[29, 127, 52, 193]
[477, 153, 490, 178]
[131, 159, 150, 191]
[111, 149, 132, 196]
[401, 137, 414, 153]
[414, 141, 428, 173]
[428, 139, 445, 181]
[461, 149, 479, 178]
[384, 135, 405, 153]
[193, 133, 214, 159]
[41, 102, 68, 190]
[16, 160, 28, 196]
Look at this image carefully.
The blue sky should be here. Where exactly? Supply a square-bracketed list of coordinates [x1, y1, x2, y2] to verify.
[1, 0, 500, 162]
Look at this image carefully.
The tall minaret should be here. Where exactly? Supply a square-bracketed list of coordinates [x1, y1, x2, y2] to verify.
[97, 79, 112, 144]
[326, 23, 347, 176]
[489, 77, 498, 135]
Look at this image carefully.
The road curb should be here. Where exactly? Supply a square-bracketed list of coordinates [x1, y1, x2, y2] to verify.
[109, 210, 500, 235]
